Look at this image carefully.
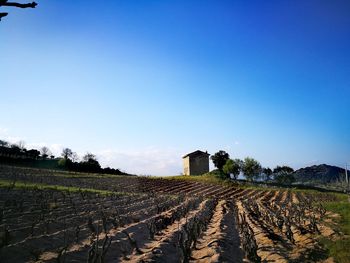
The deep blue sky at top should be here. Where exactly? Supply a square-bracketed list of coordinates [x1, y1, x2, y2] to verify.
[0, 0, 349, 174]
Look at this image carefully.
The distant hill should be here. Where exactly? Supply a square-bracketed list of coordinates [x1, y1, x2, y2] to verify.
[294, 164, 348, 183]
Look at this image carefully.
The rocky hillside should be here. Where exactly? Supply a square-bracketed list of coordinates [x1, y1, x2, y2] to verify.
[294, 164, 348, 183]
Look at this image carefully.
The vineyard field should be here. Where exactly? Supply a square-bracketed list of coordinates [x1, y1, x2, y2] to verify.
[0, 166, 347, 262]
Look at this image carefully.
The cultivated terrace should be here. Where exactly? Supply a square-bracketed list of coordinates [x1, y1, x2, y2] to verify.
[0, 165, 349, 262]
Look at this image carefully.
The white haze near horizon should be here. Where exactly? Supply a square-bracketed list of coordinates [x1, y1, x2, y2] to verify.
[0, 127, 202, 175]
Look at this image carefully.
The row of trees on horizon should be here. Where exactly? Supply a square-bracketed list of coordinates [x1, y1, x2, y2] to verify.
[210, 150, 295, 185]
[0, 139, 128, 176]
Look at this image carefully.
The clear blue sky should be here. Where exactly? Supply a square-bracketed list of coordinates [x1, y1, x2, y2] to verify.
[1, 0, 349, 175]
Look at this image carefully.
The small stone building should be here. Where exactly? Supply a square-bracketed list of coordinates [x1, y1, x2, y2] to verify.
[183, 150, 210, 176]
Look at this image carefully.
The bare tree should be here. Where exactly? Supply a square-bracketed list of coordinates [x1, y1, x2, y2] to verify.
[61, 148, 73, 160]
[83, 153, 97, 162]
[16, 140, 26, 151]
[0, 1, 38, 21]
[40, 146, 51, 159]
[71, 152, 79, 162]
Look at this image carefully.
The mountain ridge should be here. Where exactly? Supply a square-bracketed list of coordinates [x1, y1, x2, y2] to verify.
[294, 164, 349, 183]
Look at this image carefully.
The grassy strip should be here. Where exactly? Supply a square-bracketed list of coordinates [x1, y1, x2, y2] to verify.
[319, 194, 350, 263]
[0, 179, 143, 197]
[1, 164, 133, 179]
[44, 172, 131, 179]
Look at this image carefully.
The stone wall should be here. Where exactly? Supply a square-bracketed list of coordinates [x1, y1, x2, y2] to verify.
[183, 154, 209, 175]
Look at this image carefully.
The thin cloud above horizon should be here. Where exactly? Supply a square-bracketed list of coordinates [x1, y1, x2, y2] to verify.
[0, 127, 183, 175]
[98, 148, 183, 176]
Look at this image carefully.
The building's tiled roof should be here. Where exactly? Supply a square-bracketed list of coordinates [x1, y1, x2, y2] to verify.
[182, 150, 210, 159]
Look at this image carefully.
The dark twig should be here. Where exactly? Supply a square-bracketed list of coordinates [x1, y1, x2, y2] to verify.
[0, 12, 8, 20]
[0, 1, 37, 8]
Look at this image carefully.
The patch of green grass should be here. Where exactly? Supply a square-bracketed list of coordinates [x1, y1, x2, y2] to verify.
[0, 179, 142, 197]
[319, 195, 350, 263]
[324, 201, 350, 234]
[1, 165, 132, 179]
[37, 170, 128, 179]
[60, 173, 130, 179]
[320, 237, 350, 263]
